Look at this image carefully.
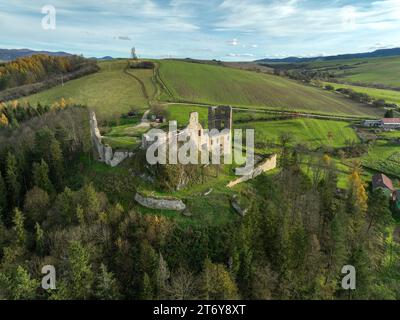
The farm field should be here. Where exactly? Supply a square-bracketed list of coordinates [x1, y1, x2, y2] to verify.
[166, 103, 301, 129]
[22, 60, 152, 120]
[322, 81, 400, 105]
[158, 60, 382, 118]
[166, 104, 209, 127]
[361, 140, 400, 179]
[306, 56, 400, 87]
[235, 118, 359, 149]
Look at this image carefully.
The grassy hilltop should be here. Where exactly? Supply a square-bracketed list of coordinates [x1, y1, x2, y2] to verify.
[158, 60, 382, 117]
[20, 58, 384, 119]
[303, 56, 400, 88]
[23, 60, 152, 120]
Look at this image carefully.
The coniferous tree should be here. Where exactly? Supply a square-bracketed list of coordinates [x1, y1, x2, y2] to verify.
[12, 208, 26, 247]
[0, 266, 38, 300]
[34, 222, 45, 256]
[140, 273, 154, 300]
[5, 152, 20, 210]
[95, 264, 120, 300]
[0, 170, 7, 222]
[32, 159, 54, 195]
[23, 187, 50, 225]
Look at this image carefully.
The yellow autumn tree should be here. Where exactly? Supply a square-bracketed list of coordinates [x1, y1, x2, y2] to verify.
[349, 166, 368, 214]
[59, 98, 67, 109]
[11, 100, 18, 109]
[347, 163, 368, 236]
[0, 113, 9, 127]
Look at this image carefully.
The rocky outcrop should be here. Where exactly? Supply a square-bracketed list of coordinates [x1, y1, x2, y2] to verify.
[90, 111, 133, 167]
[227, 154, 277, 188]
[134, 193, 186, 211]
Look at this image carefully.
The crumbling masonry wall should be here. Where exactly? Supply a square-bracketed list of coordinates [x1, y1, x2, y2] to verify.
[208, 105, 233, 131]
[90, 111, 133, 167]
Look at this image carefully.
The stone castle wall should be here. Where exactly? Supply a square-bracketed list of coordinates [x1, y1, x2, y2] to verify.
[227, 154, 277, 188]
[134, 193, 186, 211]
[90, 111, 133, 167]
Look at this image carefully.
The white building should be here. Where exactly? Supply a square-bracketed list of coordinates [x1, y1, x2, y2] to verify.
[363, 118, 400, 130]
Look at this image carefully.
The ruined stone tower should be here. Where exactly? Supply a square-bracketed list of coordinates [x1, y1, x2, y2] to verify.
[208, 105, 232, 131]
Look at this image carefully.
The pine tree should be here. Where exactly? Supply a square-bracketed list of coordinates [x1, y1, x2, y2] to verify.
[12, 208, 26, 247]
[140, 273, 154, 300]
[49, 139, 64, 191]
[0, 170, 7, 222]
[79, 183, 101, 221]
[200, 259, 239, 300]
[95, 264, 120, 300]
[35, 222, 45, 256]
[156, 252, 170, 298]
[0, 266, 38, 300]
[23, 187, 50, 225]
[67, 241, 94, 299]
[5, 152, 20, 209]
[76, 204, 85, 225]
[32, 159, 54, 195]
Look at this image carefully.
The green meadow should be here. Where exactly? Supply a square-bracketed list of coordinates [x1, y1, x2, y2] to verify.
[322, 81, 400, 105]
[308, 56, 400, 87]
[235, 118, 359, 149]
[158, 60, 381, 117]
[22, 60, 153, 120]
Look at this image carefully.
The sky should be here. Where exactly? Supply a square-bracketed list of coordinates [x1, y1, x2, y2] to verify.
[0, 0, 400, 61]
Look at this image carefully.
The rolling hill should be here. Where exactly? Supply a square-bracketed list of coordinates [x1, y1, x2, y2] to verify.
[22, 60, 153, 119]
[306, 56, 400, 88]
[256, 47, 400, 63]
[157, 60, 382, 117]
[322, 82, 400, 105]
[0, 48, 72, 61]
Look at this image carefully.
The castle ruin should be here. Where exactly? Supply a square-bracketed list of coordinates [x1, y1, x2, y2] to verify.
[142, 105, 233, 158]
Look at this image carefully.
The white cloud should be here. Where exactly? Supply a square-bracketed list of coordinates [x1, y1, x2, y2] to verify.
[227, 53, 254, 57]
[215, 0, 400, 36]
[228, 38, 239, 46]
[117, 36, 132, 41]
[369, 42, 395, 50]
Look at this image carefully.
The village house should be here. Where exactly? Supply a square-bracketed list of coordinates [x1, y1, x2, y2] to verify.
[372, 173, 399, 205]
[363, 118, 400, 130]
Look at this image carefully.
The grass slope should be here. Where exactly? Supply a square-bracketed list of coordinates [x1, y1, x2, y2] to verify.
[235, 118, 359, 149]
[158, 60, 382, 117]
[308, 56, 400, 87]
[22, 60, 152, 120]
[322, 81, 400, 105]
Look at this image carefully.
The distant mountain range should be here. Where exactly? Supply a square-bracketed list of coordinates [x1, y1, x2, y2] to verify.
[0, 48, 74, 61]
[256, 47, 400, 64]
[0, 48, 118, 62]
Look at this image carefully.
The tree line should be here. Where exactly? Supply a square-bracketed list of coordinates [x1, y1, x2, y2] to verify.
[0, 55, 90, 91]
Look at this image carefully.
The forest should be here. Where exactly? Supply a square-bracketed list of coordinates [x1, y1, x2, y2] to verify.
[0, 103, 399, 300]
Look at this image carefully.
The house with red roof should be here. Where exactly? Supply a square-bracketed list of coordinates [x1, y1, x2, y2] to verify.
[372, 173, 397, 201]
[381, 118, 400, 130]
[363, 118, 400, 129]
